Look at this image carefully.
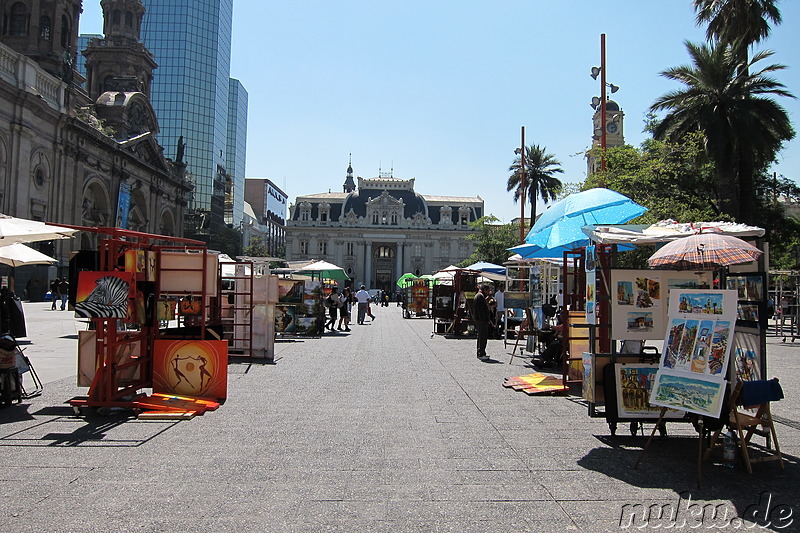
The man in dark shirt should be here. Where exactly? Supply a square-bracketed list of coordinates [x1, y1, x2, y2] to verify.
[473, 284, 491, 361]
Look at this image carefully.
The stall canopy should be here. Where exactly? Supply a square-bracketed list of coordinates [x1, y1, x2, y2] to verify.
[295, 259, 349, 281]
[464, 261, 506, 275]
[509, 188, 647, 258]
[582, 220, 765, 245]
[396, 273, 418, 287]
[0, 242, 57, 267]
[0, 213, 78, 245]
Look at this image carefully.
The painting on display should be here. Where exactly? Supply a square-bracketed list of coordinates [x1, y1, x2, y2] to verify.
[615, 364, 683, 419]
[157, 299, 177, 322]
[275, 305, 296, 333]
[124, 249, 146, 275]
[650, 289, 737, 418]
[725, 273, 765, 302]
[731, 327, 762, 382]
[73, 271, 133, 319]
[585, 273, 596, 325]
[410, 281, 430, 314]
[611, 271, 710, 342]
[278, 280, 305, 304]
[153, 340, 228, 401]
[582, 352, 594, 402]
[294, 316, 320, 335]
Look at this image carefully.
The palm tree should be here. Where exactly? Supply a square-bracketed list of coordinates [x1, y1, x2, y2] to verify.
[694, 0, 781, 50]
[693, 0, 784, 222]
[507, 144, 563, 229]
[650, 41, 794, 221]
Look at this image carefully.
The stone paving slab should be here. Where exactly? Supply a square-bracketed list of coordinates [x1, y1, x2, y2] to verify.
[1, 302, 798, 532]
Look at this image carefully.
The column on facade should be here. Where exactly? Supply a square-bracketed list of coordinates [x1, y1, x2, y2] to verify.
[395, 241, 403, 279]
[364, 241, 373, 289]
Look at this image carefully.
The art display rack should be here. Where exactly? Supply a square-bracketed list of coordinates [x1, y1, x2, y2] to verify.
[64, 226, 214, 411]
[432, 270, 479, 337]
[218, 260, 254, 357]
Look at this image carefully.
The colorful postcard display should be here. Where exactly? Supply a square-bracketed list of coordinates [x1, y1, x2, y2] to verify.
[615, 364, 683, 419]
[611, 270, 710, 341]
[153, 340, 228, 400]
[650, 289, 737, 418]
[73, 271, 133, 319]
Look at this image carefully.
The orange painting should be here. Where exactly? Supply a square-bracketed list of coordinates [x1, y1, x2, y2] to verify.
[153, 340, 228, 401]
[73, 271, 133, 318]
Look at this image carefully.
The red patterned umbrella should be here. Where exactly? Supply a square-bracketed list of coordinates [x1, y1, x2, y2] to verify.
[648, 233, 762, 270]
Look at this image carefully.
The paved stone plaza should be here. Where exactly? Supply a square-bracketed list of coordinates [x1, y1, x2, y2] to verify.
[1, 302, 798, 532]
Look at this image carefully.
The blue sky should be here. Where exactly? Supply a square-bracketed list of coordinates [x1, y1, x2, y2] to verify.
[79, 1, 800, 223]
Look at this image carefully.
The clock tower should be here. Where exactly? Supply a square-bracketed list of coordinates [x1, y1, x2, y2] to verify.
[587, 99, 625, 176]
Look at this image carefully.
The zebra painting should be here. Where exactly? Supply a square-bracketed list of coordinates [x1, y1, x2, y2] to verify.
[74, 273, 131, 318]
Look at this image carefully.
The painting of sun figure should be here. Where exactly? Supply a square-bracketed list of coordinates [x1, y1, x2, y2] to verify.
[153, 340, 228, 401]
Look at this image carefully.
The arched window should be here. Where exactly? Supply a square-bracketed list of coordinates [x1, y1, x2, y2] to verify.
[9, 3, 28, 36]
[113, 10, 121, 25]
[125, 12, 133, 27]
[39, 16, 51, 40]
[373, 246, 394, 259]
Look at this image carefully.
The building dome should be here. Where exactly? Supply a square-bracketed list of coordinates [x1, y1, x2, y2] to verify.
[605, 99, 620, 111]
[341, 187, 428, 219]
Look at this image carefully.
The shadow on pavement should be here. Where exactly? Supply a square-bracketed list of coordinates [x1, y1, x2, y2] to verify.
[577, 435, 798, 531]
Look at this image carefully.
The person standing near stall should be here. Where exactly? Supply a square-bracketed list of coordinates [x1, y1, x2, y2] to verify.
[324, 287, 339, 331]
[59, 278, 70, 310]
[355, 285, 370, 325]
[473, 284, 491, 361]
[49, 278, 60, 310]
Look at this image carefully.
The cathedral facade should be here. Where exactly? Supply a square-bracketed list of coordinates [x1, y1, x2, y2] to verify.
[286, 163, 483, 292]
[0, 0, 191, 288]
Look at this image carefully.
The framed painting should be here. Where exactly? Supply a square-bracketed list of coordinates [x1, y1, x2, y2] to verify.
[73, 271, 133, 319]
[730, 326, 763, 383]
[153, 340, 228, 401]
[615, 363, 683, 419]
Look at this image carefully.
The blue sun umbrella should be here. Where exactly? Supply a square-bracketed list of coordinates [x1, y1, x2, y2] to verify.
[509, 188, 647, 258]
[464, 261, 506, 275]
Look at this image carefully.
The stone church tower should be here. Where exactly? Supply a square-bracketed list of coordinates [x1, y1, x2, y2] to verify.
[0, 0, 192, 293]
[82, 0, 156, 99]
[0, 0, 82, 80]
[587, 99, 625, 176]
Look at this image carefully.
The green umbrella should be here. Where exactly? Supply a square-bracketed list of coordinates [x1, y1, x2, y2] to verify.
[396, 273, 418, 287]
[296, 260, 349, 281]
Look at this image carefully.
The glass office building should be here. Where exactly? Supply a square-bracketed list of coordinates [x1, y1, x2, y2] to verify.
[141, 0, 243, 224]
[226, 78, 248, 226]
[76, 34, 102, 88]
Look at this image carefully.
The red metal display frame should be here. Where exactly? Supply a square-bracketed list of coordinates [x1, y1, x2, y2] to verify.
[63, 226, 210, 410]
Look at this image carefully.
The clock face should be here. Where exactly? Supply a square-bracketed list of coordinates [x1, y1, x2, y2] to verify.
[607, 122, 619, 134]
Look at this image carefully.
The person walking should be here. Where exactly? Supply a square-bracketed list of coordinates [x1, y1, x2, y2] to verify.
[337, 288, 352, 331]
[473, 284, 491, 361]
[59, 278, 70, 310]
[324, 287, 339, 331]
[49, 278, 60, 310]
[355, 285, 370, 325]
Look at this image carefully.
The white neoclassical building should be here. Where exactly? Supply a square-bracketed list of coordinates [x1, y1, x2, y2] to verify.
[286, 163, 484, 292]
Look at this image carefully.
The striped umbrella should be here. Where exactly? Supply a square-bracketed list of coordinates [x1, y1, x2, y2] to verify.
[648, 233, 762, 270]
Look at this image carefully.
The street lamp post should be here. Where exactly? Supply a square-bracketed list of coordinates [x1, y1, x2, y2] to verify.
[590, 33, 619, 187]
[520, 126, 526, 244]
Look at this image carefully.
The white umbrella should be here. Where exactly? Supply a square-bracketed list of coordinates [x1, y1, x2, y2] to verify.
[0, 213, 78, 245]
[0, 242, 57, 267]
